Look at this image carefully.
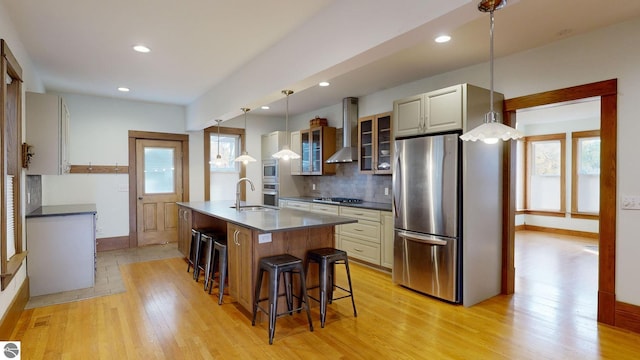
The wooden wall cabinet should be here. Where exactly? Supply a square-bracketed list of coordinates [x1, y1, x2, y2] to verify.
[358, 112, 392, 174]
[26, 92, 70, 175]
[393, 84, 463, 137]
[299, 126, 336, 175]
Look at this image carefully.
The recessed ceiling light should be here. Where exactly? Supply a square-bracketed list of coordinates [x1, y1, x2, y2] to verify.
[133, 45, 151, 53]
[261, 105, 270, 110]
[319, 81, 330, 87]
[118, 87, 130, 92]
[434, 35, 451, 43]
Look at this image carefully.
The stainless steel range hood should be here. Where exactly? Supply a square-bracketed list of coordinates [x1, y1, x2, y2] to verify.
[326, 97, 358, 163]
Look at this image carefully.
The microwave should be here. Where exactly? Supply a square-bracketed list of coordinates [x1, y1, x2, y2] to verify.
[262, 160, 278, 182]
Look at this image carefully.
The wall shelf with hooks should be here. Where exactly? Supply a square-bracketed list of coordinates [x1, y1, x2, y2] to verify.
[69, 164, 128, 174]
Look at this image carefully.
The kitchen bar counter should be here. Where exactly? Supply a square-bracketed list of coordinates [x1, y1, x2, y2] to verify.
[177, 200, 357, 232]
[280, 196, 392, 212]
[176, 200, 357, 316]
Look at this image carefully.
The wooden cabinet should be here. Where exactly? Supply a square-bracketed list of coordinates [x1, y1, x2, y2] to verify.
[299, 126, 336, 175]
[177, 206, 192, 256]
[381, 211, 394, 269]
[338, 207, 381, 265]
[290, 131, 301, 175]
[26, 92, 70, 175]
[282, 199, 311, 211]
[358, 112, 392, 174]
[393, 84, 463, 137]
[227, 223, 253, 310]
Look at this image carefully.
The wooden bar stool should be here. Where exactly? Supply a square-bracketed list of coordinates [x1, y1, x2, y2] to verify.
[304, 248, 357, 328]
[252, 254, 313, 344]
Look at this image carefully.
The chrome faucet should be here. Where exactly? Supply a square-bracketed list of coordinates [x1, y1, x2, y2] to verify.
[235, 177, 255, 210]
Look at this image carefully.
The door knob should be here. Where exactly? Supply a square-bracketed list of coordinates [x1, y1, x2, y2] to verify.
[138, 197, 143, 200]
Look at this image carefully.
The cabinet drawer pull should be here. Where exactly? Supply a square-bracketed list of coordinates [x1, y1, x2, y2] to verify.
[353, 248, 364, 252]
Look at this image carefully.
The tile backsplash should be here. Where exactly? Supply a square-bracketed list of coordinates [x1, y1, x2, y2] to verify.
[300, 161, 392, 204]
[26, 175, 42, 213]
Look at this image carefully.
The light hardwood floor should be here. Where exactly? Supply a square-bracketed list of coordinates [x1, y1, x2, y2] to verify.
[10, 234, 640, 359]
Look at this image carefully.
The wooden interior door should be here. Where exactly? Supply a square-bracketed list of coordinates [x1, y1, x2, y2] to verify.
[136, 139, 183, 246]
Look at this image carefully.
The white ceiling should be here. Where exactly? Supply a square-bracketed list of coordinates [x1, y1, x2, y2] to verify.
[4, 0, 640, 126]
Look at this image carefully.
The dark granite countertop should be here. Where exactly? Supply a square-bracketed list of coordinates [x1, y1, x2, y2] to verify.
[26, 204, 97, 218]
[280, 196, 392, 212]
[177, 200, 357, 232]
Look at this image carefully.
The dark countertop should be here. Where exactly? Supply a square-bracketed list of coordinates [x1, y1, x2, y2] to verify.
[27, 204, 97, 218]
[280, 196, 392, 212]
[177, 200, 357, 232]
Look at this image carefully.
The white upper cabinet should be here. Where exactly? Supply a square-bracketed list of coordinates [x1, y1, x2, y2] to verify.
[261, 131, 288, 160]
[393, 84, 463, 137]
[26, 92, 70, 175]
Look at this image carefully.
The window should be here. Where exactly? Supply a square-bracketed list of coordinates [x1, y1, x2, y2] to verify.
[209, 133, 240, 173]
[572, 130, 600, 217]
[203, 125, 246, 201]
[524, 134, 566, 214]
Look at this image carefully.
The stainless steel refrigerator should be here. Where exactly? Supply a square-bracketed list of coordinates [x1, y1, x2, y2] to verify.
[392, 132, 461, 303]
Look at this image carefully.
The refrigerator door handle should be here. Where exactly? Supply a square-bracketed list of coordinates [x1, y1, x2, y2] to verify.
[397, 230, 448, 246]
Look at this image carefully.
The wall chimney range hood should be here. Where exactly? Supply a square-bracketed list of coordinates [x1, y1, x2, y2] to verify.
[326, 97, 358, 163]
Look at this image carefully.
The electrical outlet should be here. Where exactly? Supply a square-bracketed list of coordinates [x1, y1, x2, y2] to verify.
[384, 187, 389, 196]
[312, 184, 316, 190]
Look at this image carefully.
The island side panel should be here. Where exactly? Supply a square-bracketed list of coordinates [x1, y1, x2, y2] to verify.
[251, 226, 334, 316]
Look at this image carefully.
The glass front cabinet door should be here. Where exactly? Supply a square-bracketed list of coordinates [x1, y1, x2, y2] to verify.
[358, 112, 392, 175]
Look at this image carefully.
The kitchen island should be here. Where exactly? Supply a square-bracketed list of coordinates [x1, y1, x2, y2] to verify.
[176, 201, 357, 314]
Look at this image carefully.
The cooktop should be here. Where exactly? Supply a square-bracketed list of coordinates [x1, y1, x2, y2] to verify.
[312, 197, 363, 204]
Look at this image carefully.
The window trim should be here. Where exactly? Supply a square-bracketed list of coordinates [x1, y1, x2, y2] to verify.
[203, 126, 246, 201]
[571, 129, 600, 220]
[523, 133, 566, 214]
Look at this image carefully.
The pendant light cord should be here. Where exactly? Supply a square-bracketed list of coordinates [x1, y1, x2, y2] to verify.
[489, 10, 495, 115]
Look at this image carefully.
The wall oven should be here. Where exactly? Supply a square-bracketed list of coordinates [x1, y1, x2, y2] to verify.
[262, 182, 279, 207]
[262, 160, 278, 183]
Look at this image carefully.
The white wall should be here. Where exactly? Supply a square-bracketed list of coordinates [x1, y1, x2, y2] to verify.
[42, 93, 186, 238]
[0, 0, 45, 324]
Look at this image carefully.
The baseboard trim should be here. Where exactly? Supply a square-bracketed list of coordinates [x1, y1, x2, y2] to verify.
[517, 224, 598, 239]
[0, 277, 29, 339]
[615, 301, 640, 333]
[97, 236, 130, 252]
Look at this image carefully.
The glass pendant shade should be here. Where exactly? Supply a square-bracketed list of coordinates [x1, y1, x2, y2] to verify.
[234, 108, 256, 164]
[460, 0, 523, 144]
[272, 89, 301, 160]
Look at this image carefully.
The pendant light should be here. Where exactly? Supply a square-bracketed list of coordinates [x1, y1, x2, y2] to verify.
[460, 0, 523, 144]
[212, 119, 225, 167]
[272, 89, 301, 160]
[234, 108, 257, 164]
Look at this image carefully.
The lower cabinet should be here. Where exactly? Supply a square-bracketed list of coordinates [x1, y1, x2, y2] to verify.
[26, 212, 96, 296]
[336, 207, 393, 270]
[227, 223, 253, 310]
[381, 212, 394, 269]
[338, 207, 382, 266]
[177, 206, 192, 257]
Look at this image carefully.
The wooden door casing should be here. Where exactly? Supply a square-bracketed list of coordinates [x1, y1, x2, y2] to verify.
[136, 139, 182, 246]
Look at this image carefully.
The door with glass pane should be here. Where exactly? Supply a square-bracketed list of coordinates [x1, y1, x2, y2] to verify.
[136, 139, 183, 246]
